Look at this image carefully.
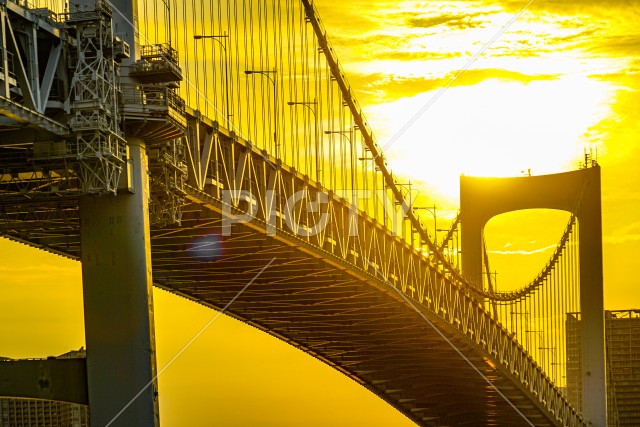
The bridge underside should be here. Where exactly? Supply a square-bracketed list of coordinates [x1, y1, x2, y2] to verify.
[1, 190, 559, 427]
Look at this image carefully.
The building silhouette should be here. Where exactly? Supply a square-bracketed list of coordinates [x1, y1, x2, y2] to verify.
[0, 349, 88, 427]
[567, 309, 640, 426]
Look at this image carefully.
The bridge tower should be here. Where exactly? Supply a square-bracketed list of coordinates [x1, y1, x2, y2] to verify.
[460, 165, 606, 426]
[73, 0, 183, 425]
[0, 0, 183, 421]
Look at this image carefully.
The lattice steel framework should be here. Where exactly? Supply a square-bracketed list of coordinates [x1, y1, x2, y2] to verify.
[65, 0, 125, 194]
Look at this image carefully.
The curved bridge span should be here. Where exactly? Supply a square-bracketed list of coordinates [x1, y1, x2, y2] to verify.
[4, 112, 584, 426]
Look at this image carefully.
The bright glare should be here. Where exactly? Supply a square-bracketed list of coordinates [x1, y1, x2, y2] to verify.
[366, 75, 617, 201]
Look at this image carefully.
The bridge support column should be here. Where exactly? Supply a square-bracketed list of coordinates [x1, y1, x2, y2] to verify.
[79, 138, 160, 427]
[460, 166, 606, 426]
[579, 170, 606, 427]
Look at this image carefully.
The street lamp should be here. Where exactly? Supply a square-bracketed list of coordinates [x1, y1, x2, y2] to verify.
[288, 99, 319, 181]
[384, 180, 419, 245]
[324, 129, 356, 204]
[438, 227, 460, 268]
[550, 361, 564, 385]
[539, 346, 557, 378]
[245, 69, 279, 158]
[526, 329, 544, 340]
[507, 310, 529, 347]
[194, 33, 231, 125]
[414, 205, 438, 246]
[526, 329, 544, 355]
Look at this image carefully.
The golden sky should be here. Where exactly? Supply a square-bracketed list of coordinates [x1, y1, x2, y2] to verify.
[1, 0, 639, 426]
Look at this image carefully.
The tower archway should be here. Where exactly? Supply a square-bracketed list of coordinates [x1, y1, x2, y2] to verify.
[460, 165, 605, 426]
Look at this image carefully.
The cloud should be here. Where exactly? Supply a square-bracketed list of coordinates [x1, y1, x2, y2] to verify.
[496, 0, 640, 56]
[603, 190, 640, 202]
[349, 69, 559, 103]
[406, 11, 489, 30]
[589, 35, 640, 57]
[495, 0, 638, 16]
[380, 50, 463, 61]
[605, 233, 640, 244]
[406, 15, 456, 29]
[604, 221, 640, 244]
[487, 243, 557, 255]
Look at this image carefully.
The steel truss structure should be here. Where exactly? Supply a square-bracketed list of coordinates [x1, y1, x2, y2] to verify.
[2, 105, 586, 425]
[65, 0, 125, 194]
[0, 0, 186, 224]
[176, 110, 586, 426]
[0, 0, 126, 196]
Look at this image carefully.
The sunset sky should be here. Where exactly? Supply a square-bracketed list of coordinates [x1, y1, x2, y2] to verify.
[1, 0, 639, 426]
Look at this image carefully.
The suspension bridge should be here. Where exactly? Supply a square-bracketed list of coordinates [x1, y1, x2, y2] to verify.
[0, 0, 606, 426]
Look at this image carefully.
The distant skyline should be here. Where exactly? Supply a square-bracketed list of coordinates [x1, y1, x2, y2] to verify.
[1, 1, 639, 426]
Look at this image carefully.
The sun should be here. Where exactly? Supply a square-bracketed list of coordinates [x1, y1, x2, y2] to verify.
[365, 74, 617, 203]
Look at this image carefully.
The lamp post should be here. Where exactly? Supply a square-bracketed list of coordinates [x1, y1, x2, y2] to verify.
[324, 129, 356, 204]
[194, 33, 231, 125]
[526, 329, 544, 362]
[414, 205, 438, 246]
[245, 69, 279, 158]
[539, 346, 557, 378]
[526, 329, 544, 342]
[550, 361, 564, 386]
[437, 227, 460, 268]
[382, 180, 419, 244]
[288, 99, 319, 181]
[509, 310, 529, 347]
